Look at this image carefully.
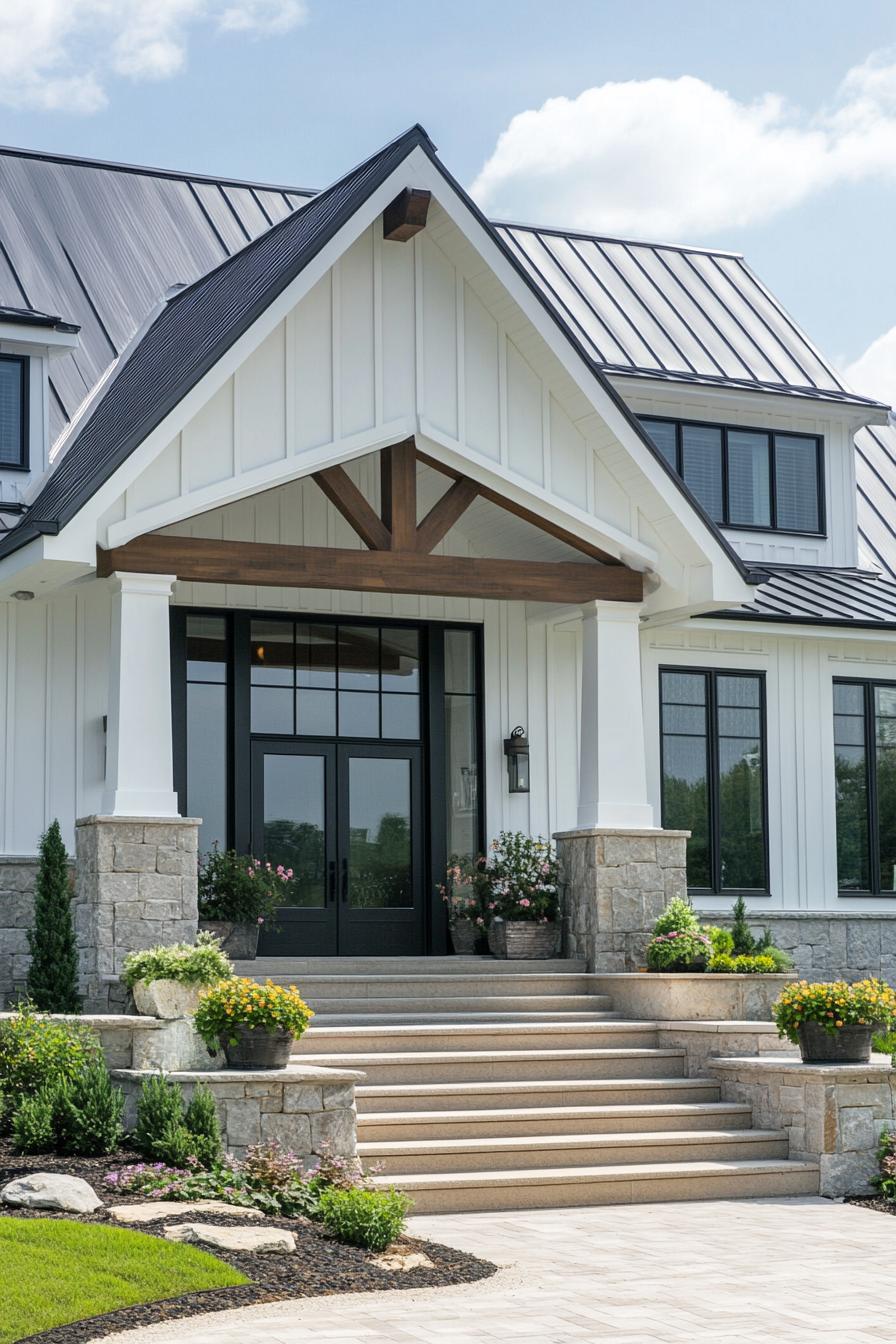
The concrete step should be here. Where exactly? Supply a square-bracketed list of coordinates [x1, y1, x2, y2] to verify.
[265, 973, 599, 1001]
[305, 992, 614, 1016]
[239, 957, 586, 978]
[296, 1046, 687, 1085]
[299, 1021, 659, 1055]
[355, 1076, 721, 1113]
[375, 1158, 820, 1214]
[357, 1100, 754, 1140]
[311, 1009, 620, 1025]
[360, 1128, 789, 1174]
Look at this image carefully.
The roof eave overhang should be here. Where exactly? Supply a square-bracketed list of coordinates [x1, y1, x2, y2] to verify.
[607, 372, 891, 427]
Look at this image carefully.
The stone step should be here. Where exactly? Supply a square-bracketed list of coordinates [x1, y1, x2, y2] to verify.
[238, 957, 586, 978]
[296, 1046, 687, 1085]
[261, 973, 598, 1000]
[300, 1021, 659, 1055]
[375, 1158, 820, 1214]
[305, 992, 613, 1016]
[357, 1100, 754, 1140]
[360, 1128, 790, 1174]
[355, 1076, 721, 1113]
[311, 1009, 620, 1025]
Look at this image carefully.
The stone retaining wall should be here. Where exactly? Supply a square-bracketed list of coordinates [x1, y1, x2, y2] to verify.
[703, 911, 896, 982]
[655, 1022, 797, 1076]
[709, 1054, 896, 1197]
[589, 972, 794, 1022]
[0, 858, 39, 1005]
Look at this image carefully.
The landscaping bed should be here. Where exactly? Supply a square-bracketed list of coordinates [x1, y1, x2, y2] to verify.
[0, 1140, 496, 1344]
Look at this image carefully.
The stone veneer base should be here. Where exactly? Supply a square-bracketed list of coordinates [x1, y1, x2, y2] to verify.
[113, 1062, 364, 1161]
[708, 1054, 896, 1197]
[589, 973, 796, 1022]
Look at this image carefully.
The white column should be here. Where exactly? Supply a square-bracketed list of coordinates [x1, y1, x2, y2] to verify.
[577, 600, 655, 830]
[103, 572, 180, 818]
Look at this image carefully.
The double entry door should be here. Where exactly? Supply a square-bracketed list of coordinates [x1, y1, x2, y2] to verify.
[251, 739, 424, 956]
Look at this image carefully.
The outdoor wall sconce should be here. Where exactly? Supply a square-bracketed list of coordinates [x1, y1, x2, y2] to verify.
[504, 726, 530, 794]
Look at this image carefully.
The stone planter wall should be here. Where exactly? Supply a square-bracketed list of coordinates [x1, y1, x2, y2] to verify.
[590, 972, 796, 1022]
[701, 911, 896, 982]
[708, 1054, 896, 1197]
[655, 1022, 797, 1077]
[114, 1064, 363, 1161]
[554, 828, 689, 972]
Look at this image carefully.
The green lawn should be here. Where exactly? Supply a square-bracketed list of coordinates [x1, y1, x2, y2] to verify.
[0, 1216, 247, 1343]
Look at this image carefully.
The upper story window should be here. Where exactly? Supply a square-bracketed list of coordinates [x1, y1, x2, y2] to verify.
[640, 416, 823, 535]
[0, 356, 28, 470]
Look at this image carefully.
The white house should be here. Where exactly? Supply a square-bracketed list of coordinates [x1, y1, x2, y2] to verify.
[1, 125, 895, 1002]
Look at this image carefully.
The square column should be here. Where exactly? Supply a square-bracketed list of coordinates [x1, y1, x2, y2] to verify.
[577, 600, 654, 829]
[103, 572, 179, 818]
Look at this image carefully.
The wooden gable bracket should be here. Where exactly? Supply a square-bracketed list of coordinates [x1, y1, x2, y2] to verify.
[383, 188, 431, 242]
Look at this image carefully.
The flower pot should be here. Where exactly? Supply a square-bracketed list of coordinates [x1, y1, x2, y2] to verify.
[199, 920, 260, 960]
[649, 957, 707, 975]
[489, 919, 557, 960]
[450, 922, 479, 955]
[797, 1021, 875, 1064]
[221, 1024, 294, 1069]
[131, 978, 203, 1020]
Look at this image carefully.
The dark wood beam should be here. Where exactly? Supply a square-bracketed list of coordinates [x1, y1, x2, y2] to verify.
[415, 448, 622, 566]
[380, 439, 417, 551]
[383, 188, 431, 242]
[97, 536, 643, 604]
[311, 465, 390, 550]
[416, 477, 479, 554]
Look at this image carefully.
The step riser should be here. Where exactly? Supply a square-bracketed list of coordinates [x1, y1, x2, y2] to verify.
[313, 1011, 619, 1025]
[300, 1026, 659, 1055]
[358, 1107, 754, 1140]
[395, 1167, 820, 1214]
[306, 995, 613, 1015]
[277, 977, 599, 1000]
[356, 1080, 719, 1111]
[239, 959, 587, 977]
[303, 1053, 686, 1084]
[364, 1135, 789, 1174]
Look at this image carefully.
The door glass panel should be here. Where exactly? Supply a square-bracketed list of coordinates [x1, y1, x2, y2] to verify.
[251, 620, 294, 686]
[297, 688, 336, 736]
[347, 756, 412, 908]
[296, 624, 336, 689]
[186, 615, 227, 682]
[382, 693, 419, 740]
[262, 754, 327, 908]
[339, 691, 379, 737]
[446, 693, 478, 858]
[444, 630, 475, 694]
[251, 686, 294, 735]
[339, 626, 379, 690]
[187, 683, 227, 853]
[381, 628, 420, 692]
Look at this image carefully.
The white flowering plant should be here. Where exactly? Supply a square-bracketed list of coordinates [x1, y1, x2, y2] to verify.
[484, 831, 560, 924]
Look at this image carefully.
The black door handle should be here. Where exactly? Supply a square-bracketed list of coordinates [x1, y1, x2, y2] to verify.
[341, 857, 348, 903]
[328, 859, 336, 905]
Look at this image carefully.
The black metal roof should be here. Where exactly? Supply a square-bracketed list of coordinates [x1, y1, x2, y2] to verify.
[717, 565, 896, 630]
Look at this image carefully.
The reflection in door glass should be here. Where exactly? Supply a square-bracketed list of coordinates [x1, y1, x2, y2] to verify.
[347, 757, 412, 908]
[262, 754, 326, 908]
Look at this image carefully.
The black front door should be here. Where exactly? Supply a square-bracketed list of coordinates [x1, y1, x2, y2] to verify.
[251, 739, 424, 955]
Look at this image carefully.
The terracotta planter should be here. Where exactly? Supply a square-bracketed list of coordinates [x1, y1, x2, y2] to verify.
[797, 1021, 874, 1064]
[199, 920, 260, 960]
[489, 919, 557, 960]
[222, 1024, 293, 1069]
[450, 922, 479, 955]
[132, 978, 203, 1020]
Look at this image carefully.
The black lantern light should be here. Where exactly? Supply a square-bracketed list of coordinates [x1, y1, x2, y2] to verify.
[503, 726, 530, 794]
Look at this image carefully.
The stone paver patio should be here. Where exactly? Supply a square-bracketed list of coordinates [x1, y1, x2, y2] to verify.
[99, 1197, 896, 1343]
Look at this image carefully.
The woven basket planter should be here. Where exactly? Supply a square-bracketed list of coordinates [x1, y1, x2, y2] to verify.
[488, 919, 558, 960]
[450, 922, 479, 955]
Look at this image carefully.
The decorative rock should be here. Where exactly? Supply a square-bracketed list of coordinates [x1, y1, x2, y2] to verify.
[132, 978, 203, 1020]
[109, 1201, 264, 1224]
[164, 1223, 296, 1253]
[1, 1173, 103, 1213]
[372, 1250, 435, 1271]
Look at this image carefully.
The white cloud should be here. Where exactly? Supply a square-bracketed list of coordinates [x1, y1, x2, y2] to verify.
[845, 326, 896, 408]
[472, 52, 896, 238]
[0, 0, 307, 114]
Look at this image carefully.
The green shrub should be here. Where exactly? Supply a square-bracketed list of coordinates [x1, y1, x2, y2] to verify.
[652, 897, 699, 937]
[708, 953, 779, 974]
[133, 1074, 221, 1168]
[702, 925, 735, 958]
[122, 933, 233, 990]
[730, 895, 757, 955]
[876, 1128, 896, 1200]
[873, 1028, 896, 1058]
[26, 820, 80, 1013]
[56, 1060, 124, 1156]
[0, 1006, 101, 1096]
[198, 848, 292, 925]
[12, 1088, 57, 1153]
[645, 929, 712, 970]
[317, 1186, 411, 1251]
[756, 943, 793, 971]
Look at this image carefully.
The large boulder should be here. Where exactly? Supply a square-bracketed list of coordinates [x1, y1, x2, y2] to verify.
[110, 1201, 263, 1224]
[164, 1223, 296, 1253]
[1, 1173, 103, 1213]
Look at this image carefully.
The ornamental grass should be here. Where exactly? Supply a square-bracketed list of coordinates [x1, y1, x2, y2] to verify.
[194, 977, 314, 1051]
[772, 977, 896, 1045]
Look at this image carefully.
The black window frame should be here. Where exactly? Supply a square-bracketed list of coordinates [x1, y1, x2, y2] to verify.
[640, 415, 825, 537]
[659, 665, 771, 897]
[0, 355, 29, 472]
[833, 677, 896, 898]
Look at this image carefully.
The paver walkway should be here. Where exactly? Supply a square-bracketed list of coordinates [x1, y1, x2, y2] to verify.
[100, 1197, 896, 1343]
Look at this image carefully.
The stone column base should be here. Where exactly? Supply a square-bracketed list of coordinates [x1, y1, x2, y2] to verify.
[74, 815, 200, 1012]
[553, 827, 689, 972]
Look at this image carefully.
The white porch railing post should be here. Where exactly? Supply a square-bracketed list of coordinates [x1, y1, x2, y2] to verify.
[103, 572, 180, 818]
[576, 600, 655, 830]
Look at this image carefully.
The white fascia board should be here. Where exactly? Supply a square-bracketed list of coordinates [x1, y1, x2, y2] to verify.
[0, 323, 80, 354]
[682, 615, 896, 644]
[609, 373, 890, 432]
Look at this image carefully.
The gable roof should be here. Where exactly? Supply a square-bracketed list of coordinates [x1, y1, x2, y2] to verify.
[496, 223, 883, 409]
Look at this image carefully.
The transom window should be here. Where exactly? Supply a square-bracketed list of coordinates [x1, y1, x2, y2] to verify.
[660, 668, 768, 893]
[640, 417, 823, 534]
[0, 356, 27, 469]
[833, 680, 896, 894]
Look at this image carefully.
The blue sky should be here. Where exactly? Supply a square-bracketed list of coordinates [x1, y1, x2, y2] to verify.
[2, 0, 896, 398]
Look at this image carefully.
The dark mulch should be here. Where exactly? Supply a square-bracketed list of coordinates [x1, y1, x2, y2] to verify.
[847, 1196, 896, 1217]
[0, 1141, 496, 1344]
